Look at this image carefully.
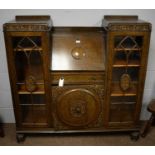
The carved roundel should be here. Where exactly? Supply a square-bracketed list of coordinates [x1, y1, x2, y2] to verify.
[56, 88, 100, 127]
[70, 100, 86, 117]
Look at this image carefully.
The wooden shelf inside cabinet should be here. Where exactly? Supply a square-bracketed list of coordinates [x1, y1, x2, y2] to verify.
[20, 104, 45, 106]
[114, 48, 141, 51]
[22, 122, 47, 126]
[111, 82, 138, 97]
[17, 84, 45, 94]
[14, 47, 43, 52]
[17, 80, 44, 85]
[111, 102, 136, 105]
[113, 59, 140, 67]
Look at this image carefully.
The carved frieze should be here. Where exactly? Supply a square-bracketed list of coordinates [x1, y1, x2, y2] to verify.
[3, 24, 51, 31]
[108, 24, 151, 31]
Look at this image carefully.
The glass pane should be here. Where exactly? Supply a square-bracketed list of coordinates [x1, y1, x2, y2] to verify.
[19, 94, 45, 105]
[19, 94, 31, 105]
[21, 105, 47, 125]
[109, 103, 135, 122]
[15, 51, 44, 83]
[129, 52, 140, 66]
[12, 36, 41, 48]
[12, 36, 43, 83]
[15, 52, 27, 82]
[113, 51, 141, 67]
[29, 51, 44, 81]
[33, 95, 45, 105]
[111, 96, 136, 104]
[112, 68, 139, 82]
[114, 36, 143, 49]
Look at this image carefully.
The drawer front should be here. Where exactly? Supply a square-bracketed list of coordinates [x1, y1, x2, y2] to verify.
[52, 85, 104, 130]
[51, 72, 105, 85]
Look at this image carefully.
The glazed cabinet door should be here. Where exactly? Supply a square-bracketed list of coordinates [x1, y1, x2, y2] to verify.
[106, 31, 151, 128]
[4, 32, 51, 128]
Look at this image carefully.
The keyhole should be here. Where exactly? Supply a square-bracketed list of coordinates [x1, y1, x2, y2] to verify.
[75, 107, 81, 113]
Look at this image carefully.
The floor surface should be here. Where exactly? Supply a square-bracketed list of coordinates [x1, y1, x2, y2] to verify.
[0, 124, 155, 146]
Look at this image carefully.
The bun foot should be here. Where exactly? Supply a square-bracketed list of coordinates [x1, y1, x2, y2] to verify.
[16, 133, 25, 143]
[130, 131, 140, 141]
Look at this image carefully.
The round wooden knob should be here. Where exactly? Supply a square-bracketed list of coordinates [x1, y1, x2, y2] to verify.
[71, 47, 86, 60]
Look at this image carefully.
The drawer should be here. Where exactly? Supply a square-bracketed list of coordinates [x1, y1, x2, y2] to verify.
[51, 71, 105, 85]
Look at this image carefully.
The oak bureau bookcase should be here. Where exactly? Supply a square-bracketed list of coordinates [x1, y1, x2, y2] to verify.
[3, 15, 151, 142]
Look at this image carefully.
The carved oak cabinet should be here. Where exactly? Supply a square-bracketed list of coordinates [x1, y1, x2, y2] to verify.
[3, 15, 151, 142]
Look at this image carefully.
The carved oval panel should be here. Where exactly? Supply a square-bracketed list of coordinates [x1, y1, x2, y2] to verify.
[120, 73, 131, 91]
[25, 75, 37, 92]
[56, 88, 100, 127]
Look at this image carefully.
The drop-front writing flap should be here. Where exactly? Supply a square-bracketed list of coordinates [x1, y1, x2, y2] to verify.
[51, 27, 105, 71]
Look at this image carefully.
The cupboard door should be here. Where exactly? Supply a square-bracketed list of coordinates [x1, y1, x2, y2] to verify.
[4, 32, 51, 128]
[52, 85, 104, 130]
[107, 34, 147, 127]
[13, 36, 48, 127]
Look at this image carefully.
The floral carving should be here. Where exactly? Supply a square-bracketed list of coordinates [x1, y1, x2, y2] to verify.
[70, 101, 86, 117]
[52, 85, 105, 130]
[4, 24, 50, 31]
[108, 24, 151, 31]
